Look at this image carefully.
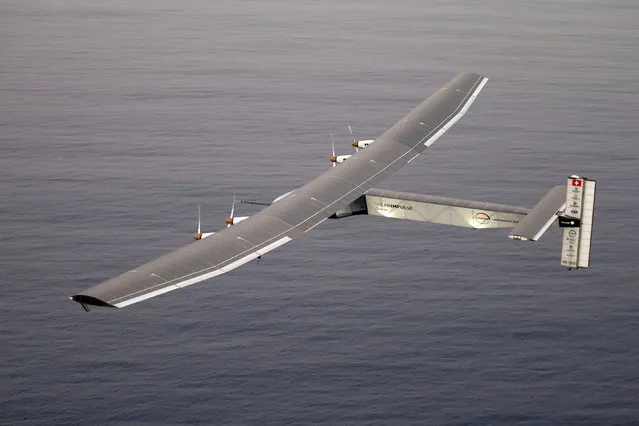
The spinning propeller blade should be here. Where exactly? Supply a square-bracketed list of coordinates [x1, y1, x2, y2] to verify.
[348, 125, 359, 152]
[194, 204, 203, 240]
[330, 134, 336, 167]
[230, 194, 236, 219]
[226, 194, 236, 226]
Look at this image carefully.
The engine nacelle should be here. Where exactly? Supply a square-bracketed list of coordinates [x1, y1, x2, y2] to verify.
[329, 154, 351, 165]
[330, 195, 367, 218]
[352, 139, 375, 149]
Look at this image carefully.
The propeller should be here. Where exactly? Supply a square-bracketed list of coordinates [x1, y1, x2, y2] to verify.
[225, 194, 236, 226]
[194, 205, 217, 240]
[348, 125, 375, 150]
[194, 205, 203, 240]
[329, 134, 337, 167]
[348, 125, 359, 152]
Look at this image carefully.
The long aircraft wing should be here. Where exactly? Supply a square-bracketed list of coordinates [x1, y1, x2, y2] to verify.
[71, 72, 488, 310]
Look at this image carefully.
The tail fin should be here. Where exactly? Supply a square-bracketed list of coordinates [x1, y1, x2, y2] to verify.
[559, 176, 596, 269]
[509, 175, 596, 269]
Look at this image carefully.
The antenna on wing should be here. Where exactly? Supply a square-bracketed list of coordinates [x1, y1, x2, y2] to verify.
[329, 134, 337, 167]
[239, 199, 271, 206]
[225, 194, 236, 226]
[348, 125, 359, 152]
[194, 205, 203, 240]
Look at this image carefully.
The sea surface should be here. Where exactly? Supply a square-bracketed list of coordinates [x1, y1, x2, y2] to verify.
[2, 1, 639, 424]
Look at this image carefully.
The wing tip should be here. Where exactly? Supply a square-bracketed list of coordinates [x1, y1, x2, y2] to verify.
[70, 294, 117, 312]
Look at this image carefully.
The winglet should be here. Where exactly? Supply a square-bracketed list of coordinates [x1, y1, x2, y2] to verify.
[70, 294, 117, 311]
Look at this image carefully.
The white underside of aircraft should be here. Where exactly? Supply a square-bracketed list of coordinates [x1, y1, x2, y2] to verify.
[71, 72, 597, 312]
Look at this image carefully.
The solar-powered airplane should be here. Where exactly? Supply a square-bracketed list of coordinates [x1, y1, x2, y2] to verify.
[71, 72, 597, 311]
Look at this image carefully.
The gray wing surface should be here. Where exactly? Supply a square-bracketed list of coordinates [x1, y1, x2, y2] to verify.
[71, 72, 488, 309]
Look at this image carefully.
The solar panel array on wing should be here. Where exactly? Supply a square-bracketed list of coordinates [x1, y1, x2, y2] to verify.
[72, 72, 488, 309]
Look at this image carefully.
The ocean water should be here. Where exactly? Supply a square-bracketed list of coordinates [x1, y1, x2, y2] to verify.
[1, 1, 639, 424]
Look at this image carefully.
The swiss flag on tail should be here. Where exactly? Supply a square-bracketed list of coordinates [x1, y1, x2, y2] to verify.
[571, 179, 583, 187]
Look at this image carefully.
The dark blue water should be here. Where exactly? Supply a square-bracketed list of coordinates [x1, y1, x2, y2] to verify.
[2, 1, 639, 424]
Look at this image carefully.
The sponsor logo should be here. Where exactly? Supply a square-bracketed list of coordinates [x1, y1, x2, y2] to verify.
[474, 212, 491, 225]
[375, 202, 413, 211]
[571, 179, 583, 187]
[493, 218, 517, 223]
[568, 229, 577, 238]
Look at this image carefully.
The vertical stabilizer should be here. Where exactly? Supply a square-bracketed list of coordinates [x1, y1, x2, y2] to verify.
[560, 176, 596, 269]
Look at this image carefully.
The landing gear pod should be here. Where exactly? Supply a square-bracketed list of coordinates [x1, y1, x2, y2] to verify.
[560, 176, 596, 269]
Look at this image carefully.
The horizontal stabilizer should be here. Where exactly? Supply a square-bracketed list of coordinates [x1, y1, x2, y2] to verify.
[508, 185, 566, 241]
